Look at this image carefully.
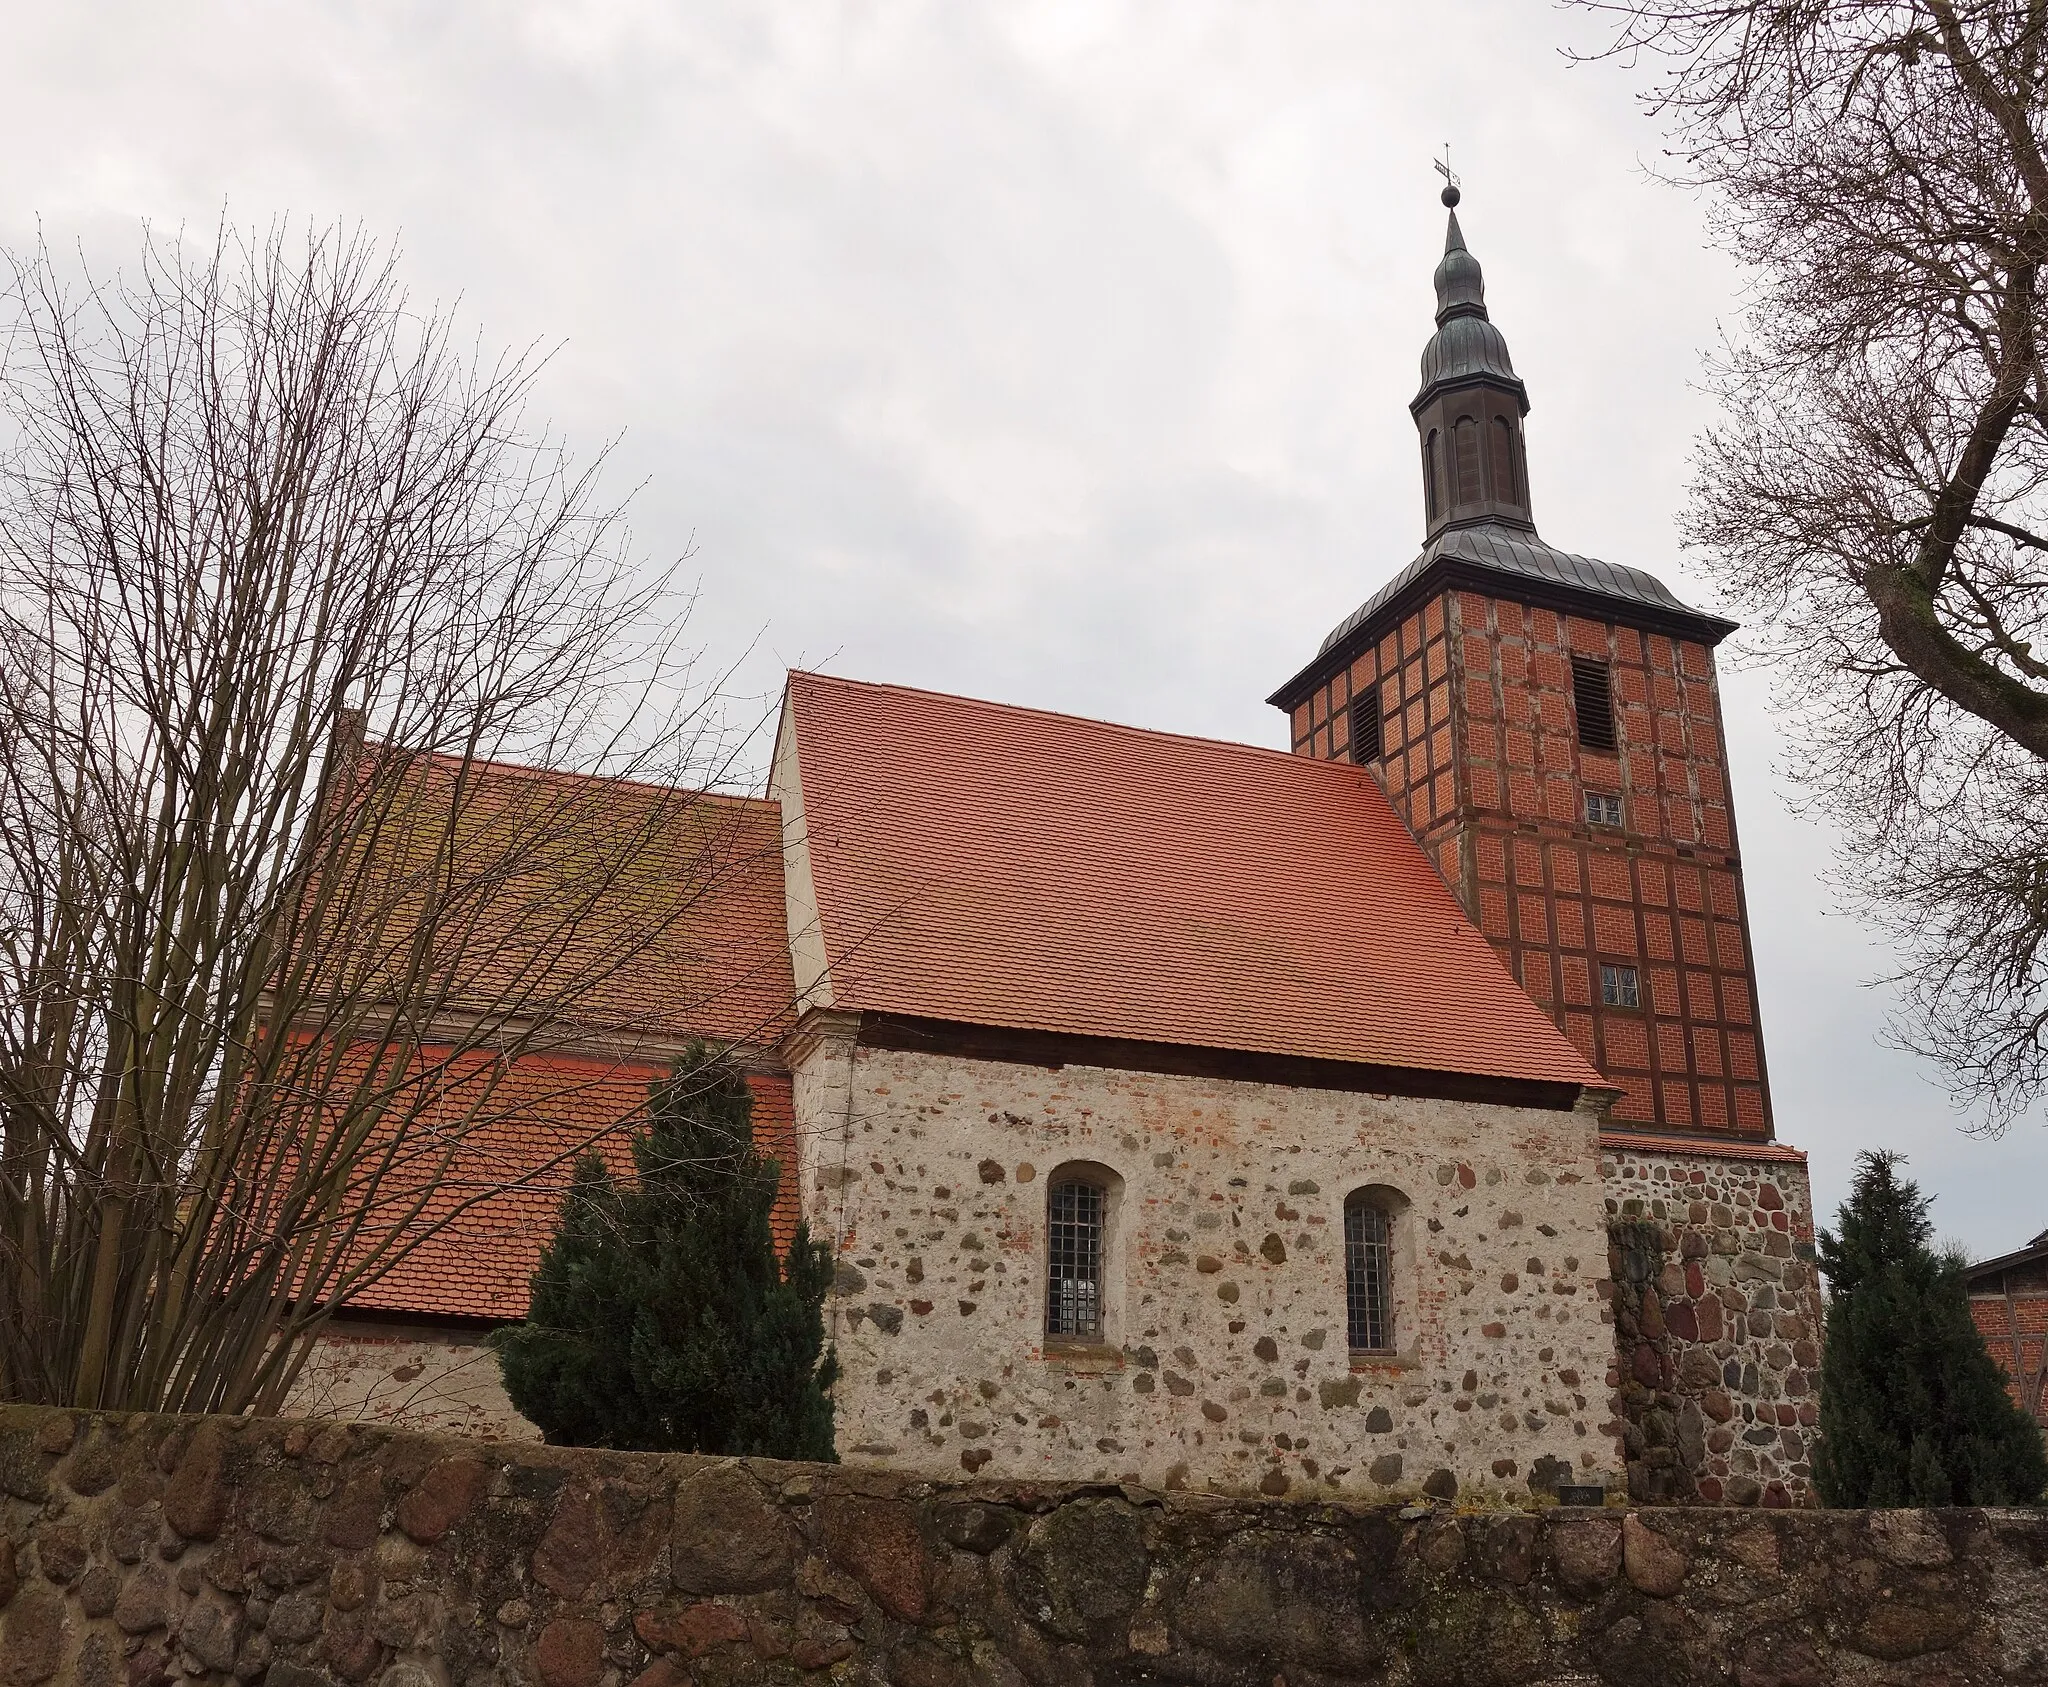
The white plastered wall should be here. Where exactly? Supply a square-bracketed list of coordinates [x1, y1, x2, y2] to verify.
[284, 1319, 538, 1441]
[766, 689, 833, 1013]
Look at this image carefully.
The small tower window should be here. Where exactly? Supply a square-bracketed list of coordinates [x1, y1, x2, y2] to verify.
[1585, 791, 1623, 827]
[1571, 657, 1617, 752]
[1423, 429, 1441, 521]
[1600, 964, 1641, 1009]
[1350, 691, 1382, 765]
[1046, 1175, 1107, 1341]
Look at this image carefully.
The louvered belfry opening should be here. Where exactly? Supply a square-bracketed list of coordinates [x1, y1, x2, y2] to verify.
[1571, 656, 1616, 752]
[1349, 691, 1382, 765]
[1046, 1178, 1104, 1340]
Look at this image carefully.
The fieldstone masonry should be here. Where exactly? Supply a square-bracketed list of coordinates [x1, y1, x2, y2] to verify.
[1602, 1145, 1823, 1508]
[267, 1052, 1822, 1514]
[791, 1027, 1626, 1503]
[3, 1405, 2047, 1687]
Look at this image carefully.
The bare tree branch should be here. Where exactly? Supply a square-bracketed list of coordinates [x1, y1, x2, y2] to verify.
[1572, 0, 2048, 1128]
[0, 218, 773, 1412]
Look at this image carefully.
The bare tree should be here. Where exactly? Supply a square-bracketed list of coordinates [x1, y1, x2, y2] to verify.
[1572, 1, 2048, 1126]
[0, 220, 771, 1415]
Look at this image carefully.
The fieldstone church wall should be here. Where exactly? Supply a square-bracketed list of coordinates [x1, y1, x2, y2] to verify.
[790, 1023, 1625, 1503]
[262, 1079, 1821, 1514]
[4, 1405, 2047, 1687]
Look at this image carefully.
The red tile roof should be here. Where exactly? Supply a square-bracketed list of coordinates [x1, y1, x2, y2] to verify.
[785, 672, 1603, 1090]
[334, 751, 797, 1050]
[1600, 1130, 1806, 1165]
[339, 1054, 801, 1324]
[320, 754, 801, 1325]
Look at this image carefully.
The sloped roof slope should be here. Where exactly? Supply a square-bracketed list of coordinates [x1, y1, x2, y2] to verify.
[1268, 521, 1739, 710]
[1317, 523, 1712, 658]
[786, 672, 1601, 1090]
[331, 751, 798, 1050]
[342, 1058, 800, 1324]
[314, 753, 801, 1325]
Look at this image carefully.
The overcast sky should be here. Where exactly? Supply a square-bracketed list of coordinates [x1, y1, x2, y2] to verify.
[10, 0, 2045, 1255]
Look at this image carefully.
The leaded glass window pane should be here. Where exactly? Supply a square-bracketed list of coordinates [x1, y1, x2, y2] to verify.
[1600, 963, 1641, 1009]
[1345, 1202, 1393, 1353]
[1046, 1179, 1104, 1340]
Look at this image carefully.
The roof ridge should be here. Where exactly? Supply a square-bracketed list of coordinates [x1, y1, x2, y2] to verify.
[788, 669, 1336, 772]
[401, 744, 777, 810]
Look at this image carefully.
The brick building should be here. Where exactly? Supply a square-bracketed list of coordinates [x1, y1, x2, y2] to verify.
[1967, 1229, 2048, 1432]
[296, 191, 1820, 1505]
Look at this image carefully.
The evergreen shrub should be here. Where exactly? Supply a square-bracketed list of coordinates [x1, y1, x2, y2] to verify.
[495, 1044, 837, 1458]
[1814, 1150, 2045, 1506]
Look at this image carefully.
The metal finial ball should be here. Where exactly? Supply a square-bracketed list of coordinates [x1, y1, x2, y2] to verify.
[1441, 183, 1461, 208]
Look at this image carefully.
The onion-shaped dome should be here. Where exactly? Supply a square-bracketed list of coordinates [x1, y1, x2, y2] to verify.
[1434, 214, 1487, 321]
[1419, 313, 1520, 391]
[1413, 208, 1527, 414]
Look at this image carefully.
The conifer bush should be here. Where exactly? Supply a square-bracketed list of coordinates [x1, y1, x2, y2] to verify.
[495, 1045, 837, 1458]
[1813, 1151, 2045, 1506]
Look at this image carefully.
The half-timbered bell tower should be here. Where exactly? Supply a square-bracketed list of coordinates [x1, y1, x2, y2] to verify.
[1269, 188, 1775, 1141]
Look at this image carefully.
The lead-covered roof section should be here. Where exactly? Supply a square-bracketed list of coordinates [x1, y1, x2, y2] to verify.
[785, 671, 1603, 1091]
[1416, 211, 1526, 411]
[1317, 522, 1726, 658]
[1418, 315, 1523, 403]
[1270, 521, 1739, 710]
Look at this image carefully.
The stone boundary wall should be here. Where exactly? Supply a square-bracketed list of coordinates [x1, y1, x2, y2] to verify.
[4, 1408, 2048, 1687]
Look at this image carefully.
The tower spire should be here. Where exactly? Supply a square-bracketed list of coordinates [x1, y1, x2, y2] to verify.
[1410, 185, 1535, 537]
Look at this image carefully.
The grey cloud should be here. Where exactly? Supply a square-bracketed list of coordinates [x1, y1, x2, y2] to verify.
[7, 0, 2041, 1256]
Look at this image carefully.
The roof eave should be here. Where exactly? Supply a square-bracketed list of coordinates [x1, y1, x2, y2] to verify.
[1964, 1240, 2048, 1283]
[1268, 551, 1740, 712]
[1409, 369, 1530, 419]
[850, 1010, 1601, 1112]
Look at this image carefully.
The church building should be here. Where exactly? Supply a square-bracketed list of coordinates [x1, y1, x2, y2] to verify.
[290, 193, 1823, 1508]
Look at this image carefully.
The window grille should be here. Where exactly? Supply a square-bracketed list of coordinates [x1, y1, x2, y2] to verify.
[1046, 1179, 1105, 1340]
[1585, 790, 1623, 827]
[1345, 1202, 1394, 1353]
[1350, 691, 1382, 765]
[1600, 963, 1641, 1009]
[1571, 657, 1617, 752]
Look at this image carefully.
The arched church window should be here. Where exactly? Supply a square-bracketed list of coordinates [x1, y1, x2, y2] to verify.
[1345, 1187, 1406, 1354]
[1490, 416, 1517, 504]
[1423, 429, 1441, 521]
[1046, 1167, 1117, 1341]
[1453, 418, 1482, 506]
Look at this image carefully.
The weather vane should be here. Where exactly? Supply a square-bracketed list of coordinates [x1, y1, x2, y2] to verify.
[1434, 145, 1461, 208]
